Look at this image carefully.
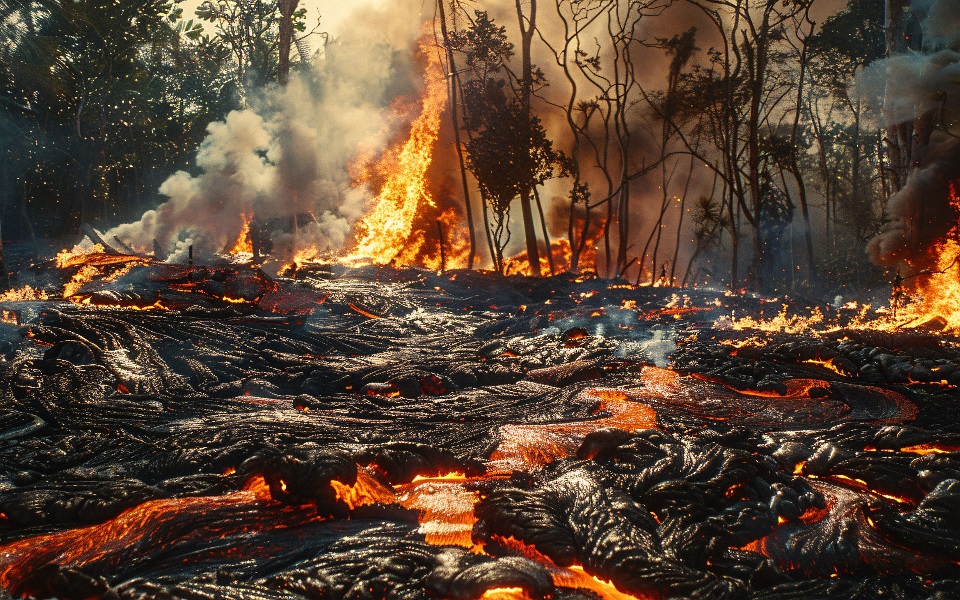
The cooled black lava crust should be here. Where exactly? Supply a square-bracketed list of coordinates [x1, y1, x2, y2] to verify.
[1, 266, 959, 599]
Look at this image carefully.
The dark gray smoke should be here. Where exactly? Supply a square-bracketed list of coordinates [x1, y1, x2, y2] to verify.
[867, 140, 960, 268]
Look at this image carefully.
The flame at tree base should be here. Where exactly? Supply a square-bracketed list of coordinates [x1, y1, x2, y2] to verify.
[894, 183, 960, 331]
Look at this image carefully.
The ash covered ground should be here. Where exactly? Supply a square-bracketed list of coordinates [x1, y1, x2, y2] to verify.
[1, 262, 959, 599]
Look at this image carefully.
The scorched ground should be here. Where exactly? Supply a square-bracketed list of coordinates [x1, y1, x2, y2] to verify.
[0, 261, 959, 599]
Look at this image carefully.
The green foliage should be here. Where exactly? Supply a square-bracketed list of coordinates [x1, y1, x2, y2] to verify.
[464, 97, 562, 216]
[810, 0, 885, 78]
[0, 0, 236, 235]
[195, 0, 311, 93]
[448, 11, 513, 75]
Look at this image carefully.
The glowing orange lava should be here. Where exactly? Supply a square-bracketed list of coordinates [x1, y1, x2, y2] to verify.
[492, 535, 654, 600]
[70, 296, 170, 311]
[480, 588, 531, 600]
[0, 476, 281, 591]
[802, 358, 844, 375]
[330, 469, 396, 509]
[395, 477, 480, 548]
[487, 388, 658, 474]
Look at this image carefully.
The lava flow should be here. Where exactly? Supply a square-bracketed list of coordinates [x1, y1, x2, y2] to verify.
[1, 265, 959, 598]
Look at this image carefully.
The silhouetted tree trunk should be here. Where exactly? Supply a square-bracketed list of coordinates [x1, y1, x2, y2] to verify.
[0, 157, 10, 291]
[787, 7, 816, 277]
[670, 154, 696, 285]
[884, 0, 911, 192]
[437, 0, 478, 269]
[534, 188, 555, 274]
[277, 0, 299, 86]
[516, 0, 542, 276]
[544, 0, 614, 273]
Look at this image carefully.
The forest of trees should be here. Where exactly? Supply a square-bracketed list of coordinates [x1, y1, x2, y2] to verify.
[0, 0, 956, 293]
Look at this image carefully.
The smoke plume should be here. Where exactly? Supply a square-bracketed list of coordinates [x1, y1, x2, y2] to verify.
[868, 140, 960, 268]
[862, 0, 960, 271]
[106, 1, 429, 263]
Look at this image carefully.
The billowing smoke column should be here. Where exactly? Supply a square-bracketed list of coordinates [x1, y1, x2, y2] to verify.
[105, 2, 427, 263]
[868, 140, 960, 268]
[863, 0, 960, 271]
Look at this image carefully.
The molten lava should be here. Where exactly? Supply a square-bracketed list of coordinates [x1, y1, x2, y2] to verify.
[0, 476, 291, 595]
[488, 388, 658, 474]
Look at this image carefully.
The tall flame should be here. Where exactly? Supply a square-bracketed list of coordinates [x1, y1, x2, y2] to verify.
[229, 213, 254, 254]
[346, 37, 448, 265]
[898, 182, 960, 330]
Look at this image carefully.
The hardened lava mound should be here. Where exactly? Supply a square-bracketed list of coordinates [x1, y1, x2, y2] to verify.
[1, 264, 959, 599]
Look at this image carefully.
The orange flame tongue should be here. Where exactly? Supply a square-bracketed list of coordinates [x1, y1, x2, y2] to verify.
[229, 213, 254, 254]
[899, 182, 960, 331]
[347, 36, 447, 265]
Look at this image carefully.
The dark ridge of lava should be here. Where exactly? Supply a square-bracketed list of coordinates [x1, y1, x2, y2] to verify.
[0, 264, 958, 599]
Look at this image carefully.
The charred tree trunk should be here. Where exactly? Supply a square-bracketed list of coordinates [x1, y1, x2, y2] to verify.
[482, 200, 499, 273]
[0, 157, 9, 291]
[534, 187, 555, 275]
[277, 0, 300, 86]
[519, 188, 541, 276]
[884, 0, 910, 192]
[0, 217, 8, 292]
[642, 157, 678, 285]
[729, 185, 739, 290]
[883, 0, 936, 190]
[744, 14, 769, 290]
[437, 0, 478, 269]
[516, 0, 542, 276]
[789, 10, 816, 277]
[670, 154, 696, 286]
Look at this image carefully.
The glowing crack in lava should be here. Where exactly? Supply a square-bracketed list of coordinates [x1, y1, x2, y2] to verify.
[346, 37, 448, 266]
[0, 477, 283, 595]
[487, 388, 658, 474]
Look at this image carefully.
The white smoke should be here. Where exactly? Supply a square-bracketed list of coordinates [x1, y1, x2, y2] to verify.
[857, 48, 960, 127]
[106, 0, 430, 262]
[915, 0, 960, 47]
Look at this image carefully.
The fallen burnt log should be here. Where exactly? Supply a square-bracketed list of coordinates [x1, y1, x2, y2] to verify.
[0, 265, 959, 598]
